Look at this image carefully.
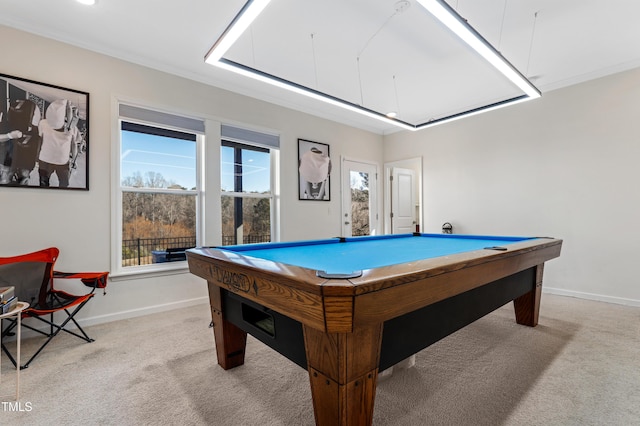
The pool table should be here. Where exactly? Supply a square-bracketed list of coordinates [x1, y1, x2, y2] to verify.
[187, 233, 562, 425]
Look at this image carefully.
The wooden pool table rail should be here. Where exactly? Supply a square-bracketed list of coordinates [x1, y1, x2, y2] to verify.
[187, 237, 561, 334]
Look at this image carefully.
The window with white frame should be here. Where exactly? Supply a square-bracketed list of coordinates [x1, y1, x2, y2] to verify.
[220, 125, 279, 246]
[116, 104, 204, 270]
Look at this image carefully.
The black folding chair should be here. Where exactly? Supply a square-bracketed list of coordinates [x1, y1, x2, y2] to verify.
[0, 247, 108, 368]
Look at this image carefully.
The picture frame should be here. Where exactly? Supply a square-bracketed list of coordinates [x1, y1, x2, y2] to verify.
[0, 73, 89, 190]
[298, 138, 331, 201]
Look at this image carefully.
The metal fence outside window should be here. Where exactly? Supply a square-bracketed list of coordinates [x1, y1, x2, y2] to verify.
[122, 235, 271, 266]
[221, 234, 271, 246]
[122, 236, 197, 266]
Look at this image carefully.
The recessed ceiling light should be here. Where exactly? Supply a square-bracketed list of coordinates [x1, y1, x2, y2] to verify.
[386, 112, 398, 118]
[76, 0, 96, 5]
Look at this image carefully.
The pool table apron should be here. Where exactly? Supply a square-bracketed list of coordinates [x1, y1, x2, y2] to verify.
[217, 265, 538, 371]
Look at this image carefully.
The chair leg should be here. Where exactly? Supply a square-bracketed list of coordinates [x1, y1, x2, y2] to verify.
[2, 300, 95, 369]
[1, 318, 19, 367]
[1, 341, 19, 367]
[50, 294, 95, 341]
[21, 300, 94, 369]
[21, 338, 54, 369]
[64, 307, 94, 342]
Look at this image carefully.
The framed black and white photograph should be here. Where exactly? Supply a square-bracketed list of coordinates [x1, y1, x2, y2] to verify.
[0, 73, 89, 190]
[298, 138, 331, 201]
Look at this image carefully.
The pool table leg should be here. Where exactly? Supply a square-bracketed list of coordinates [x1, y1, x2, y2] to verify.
[303, 324, 383, 426]
[513, 264, 544, 326]
[208, 282, 247, 369]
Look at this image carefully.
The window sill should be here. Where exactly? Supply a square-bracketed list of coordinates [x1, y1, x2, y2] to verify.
[109, 261, 190, 281]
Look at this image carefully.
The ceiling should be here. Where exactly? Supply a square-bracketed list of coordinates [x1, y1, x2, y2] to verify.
[1, 0, 640, 135]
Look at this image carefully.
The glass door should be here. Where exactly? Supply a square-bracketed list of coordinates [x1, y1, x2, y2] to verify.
[341, 159, 378, 237]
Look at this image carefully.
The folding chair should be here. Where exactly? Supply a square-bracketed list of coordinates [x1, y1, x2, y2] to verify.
[0, 247, 108, 368]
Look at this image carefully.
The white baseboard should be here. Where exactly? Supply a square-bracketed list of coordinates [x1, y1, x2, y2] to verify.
[79, 296, 210, 328]
[9, 297, 210, 342]
[543, 287, 640, 308]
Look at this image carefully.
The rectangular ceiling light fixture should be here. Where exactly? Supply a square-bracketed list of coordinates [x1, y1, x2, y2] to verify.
[416, 0, 540, 100]
[205, 0, 541, 132]
[205, 0, 271, 63]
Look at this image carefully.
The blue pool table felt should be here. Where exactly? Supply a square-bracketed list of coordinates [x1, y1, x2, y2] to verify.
[220, 234, 534, 275]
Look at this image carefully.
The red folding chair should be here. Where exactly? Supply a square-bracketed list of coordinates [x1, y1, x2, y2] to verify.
[0, 247, 108, 368]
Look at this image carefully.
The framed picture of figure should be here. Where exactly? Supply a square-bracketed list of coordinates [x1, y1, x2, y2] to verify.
[298, 138, 331, 201]
[0, 73, 89, 190]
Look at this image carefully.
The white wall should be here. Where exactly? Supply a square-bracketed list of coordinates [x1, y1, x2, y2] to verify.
[0, 25, 383, 325]
[384, 67, 640, 306]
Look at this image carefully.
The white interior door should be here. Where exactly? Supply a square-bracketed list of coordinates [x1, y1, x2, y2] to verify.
[390, 167, 416, 234]
[341, 159, 378, 237]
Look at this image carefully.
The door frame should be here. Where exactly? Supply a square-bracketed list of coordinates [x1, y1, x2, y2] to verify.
[383, 157, 423, 235]
[340, 156, 380, 237]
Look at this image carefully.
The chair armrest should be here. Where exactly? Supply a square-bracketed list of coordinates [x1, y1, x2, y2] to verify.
[53, 271, 109, 295]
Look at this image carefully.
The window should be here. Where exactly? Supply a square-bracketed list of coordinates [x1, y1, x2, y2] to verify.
[220, 125, 279, 246]
[221, 141, 272, 245]
[115, 105, 204, 272]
